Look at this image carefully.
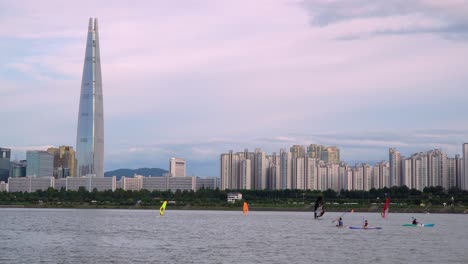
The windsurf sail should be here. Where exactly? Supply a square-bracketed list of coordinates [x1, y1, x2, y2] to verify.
[242, 201, 249, 216]
[381, 198, 390, 218]
[314, 196, 325, 219]
[160, 200, 167, 216]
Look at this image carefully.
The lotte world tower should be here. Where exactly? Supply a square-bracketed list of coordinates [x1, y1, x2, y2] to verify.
[76, 18, 104, 177]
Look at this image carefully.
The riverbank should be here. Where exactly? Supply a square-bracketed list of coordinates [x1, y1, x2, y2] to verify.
[1, 204, 467, 213]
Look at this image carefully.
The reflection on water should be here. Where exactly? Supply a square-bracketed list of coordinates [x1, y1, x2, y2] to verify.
[0, 209, 467, 264]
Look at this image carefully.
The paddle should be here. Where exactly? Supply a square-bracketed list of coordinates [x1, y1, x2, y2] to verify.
[332, 211, 350, 223]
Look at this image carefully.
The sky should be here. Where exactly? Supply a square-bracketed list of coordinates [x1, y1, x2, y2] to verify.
[1, 0, 468, 176]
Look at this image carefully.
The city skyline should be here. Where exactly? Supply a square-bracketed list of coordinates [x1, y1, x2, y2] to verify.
[1, 1, 468, 176]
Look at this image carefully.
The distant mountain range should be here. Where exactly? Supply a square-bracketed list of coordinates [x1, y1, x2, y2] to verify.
[104, 168, 168, 181]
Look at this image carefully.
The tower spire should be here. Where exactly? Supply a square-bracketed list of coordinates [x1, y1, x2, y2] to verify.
[88, 18, 93, 31]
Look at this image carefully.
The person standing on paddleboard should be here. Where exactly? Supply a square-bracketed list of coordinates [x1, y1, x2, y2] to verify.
[363, 220, 368, 229]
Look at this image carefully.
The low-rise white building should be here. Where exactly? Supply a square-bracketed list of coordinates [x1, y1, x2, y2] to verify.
[120, 176, 144, 191]
[168, 176, 195, 191]
[53, 176, 116, 191]
[196, 177, 220, 190]
[8, 177, 55, 192]
[227, 192, 242, 203]
[91, 177, 116, 191]
[142, 177, 168, 191]
[0, 181, 8, 192]
[141, 176, 197, 192]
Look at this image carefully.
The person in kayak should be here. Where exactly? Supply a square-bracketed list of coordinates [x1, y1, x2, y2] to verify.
[338, 217, 344, 227]
[412, 218, 418, 225]
[363, 220, 368, 229]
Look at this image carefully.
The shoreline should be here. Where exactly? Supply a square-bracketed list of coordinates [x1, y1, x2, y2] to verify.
[1, 204, 467, 214]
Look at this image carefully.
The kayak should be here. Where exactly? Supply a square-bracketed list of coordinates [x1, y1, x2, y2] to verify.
[402, 223, 435, 227]
[348, 226, 382, 230]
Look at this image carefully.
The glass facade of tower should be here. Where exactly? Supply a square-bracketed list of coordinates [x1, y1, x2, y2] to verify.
[0, 148, 11, 182]
[26, 151, 54, 177]
[76, 18, 104, 177]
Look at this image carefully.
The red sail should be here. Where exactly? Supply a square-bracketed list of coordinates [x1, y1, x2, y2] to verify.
[381, 198, 390, 218]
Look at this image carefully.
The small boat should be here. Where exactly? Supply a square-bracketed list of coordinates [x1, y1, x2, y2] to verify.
[348, 226, 382, 230]
[402, 223, 435, 227]
[242, 201, 249, 216]
[159, 200, 167, 216]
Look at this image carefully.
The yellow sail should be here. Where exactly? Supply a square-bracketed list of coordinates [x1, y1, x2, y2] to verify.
[160, 200, 167, 216]
[242, 202, 249, 216]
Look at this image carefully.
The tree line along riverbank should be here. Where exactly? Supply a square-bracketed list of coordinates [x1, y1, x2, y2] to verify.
[0, 186, 467, 213]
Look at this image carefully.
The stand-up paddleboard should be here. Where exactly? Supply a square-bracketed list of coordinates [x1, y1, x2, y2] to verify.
[348, 226, 382, 230]
[402, 223, 435, 227]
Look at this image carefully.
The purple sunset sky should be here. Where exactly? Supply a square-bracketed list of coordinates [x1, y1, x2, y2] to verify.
[1, 0, 467, 176]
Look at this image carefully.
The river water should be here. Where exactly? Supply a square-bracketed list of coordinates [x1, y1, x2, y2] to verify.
[0, 208, 467, 263]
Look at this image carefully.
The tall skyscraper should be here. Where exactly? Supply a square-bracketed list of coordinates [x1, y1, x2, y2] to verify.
[169, 157, 186, 177]
[76, 18, 104, 177]
[0, 148, 11, 182]
[47, 146, 77, 178]
[463, 143, 468, 190]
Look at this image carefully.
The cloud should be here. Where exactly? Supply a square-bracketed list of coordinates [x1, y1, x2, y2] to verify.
[300, 0, 468, 39]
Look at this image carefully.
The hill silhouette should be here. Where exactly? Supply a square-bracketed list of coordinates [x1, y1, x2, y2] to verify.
[104, 168, 168, 181]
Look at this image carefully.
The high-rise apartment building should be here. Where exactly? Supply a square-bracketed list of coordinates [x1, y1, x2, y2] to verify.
[323, 147, 340, 164]
[463, 143, 468, 190]
[455, 154, 463, 190]
[307, 144, 324, 159]
[307, 144, 340, 163]
[169, 157, 186, 177]
[47, 146, 77, 178]
[220, 151, 233, 190]
[0, 148, 11, 182]
[239, 159, 251, 190]
[254, 149, 267, 190]
[446, 156, 461, 190]
[268, 152, 281, 190]
[389, 148, 401, 187]
[402, 158, 413, 189]
[280, 149, 292, 189]
[427, 149, 446, 188]
[76, 18, 104, 177]
[362, 163, 372, 191]
[290, 145, 305, 189]
[306, 158, 318, 190]
[26, 151, 53, 177]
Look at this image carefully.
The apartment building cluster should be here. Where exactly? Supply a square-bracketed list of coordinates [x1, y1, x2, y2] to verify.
[220, 144, 468, 192]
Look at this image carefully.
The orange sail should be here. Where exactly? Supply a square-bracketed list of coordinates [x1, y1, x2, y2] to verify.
[242, 202, 249, 216]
